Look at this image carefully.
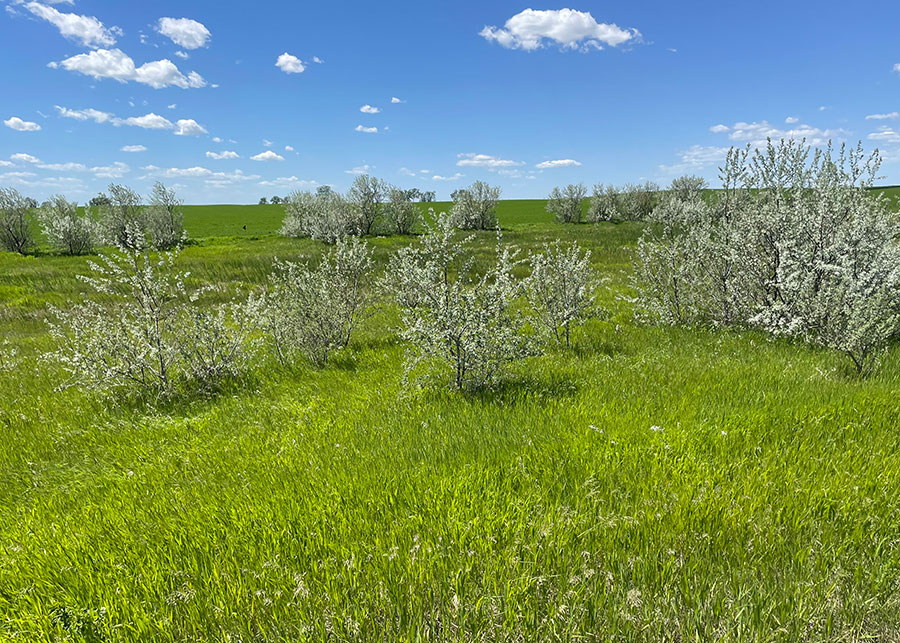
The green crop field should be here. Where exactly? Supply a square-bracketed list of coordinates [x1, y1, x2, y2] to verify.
[2, 200, 900, 641]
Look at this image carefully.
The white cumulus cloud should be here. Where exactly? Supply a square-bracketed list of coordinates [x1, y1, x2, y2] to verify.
[120, 145, 147, 152]
[121, 113, 173, 129]
[360, 104, 381, 114]
[866, 112, 899, 120]
[457, 153, 523, 168]
[391, 97, 404, 104]
[24, 2, 119, 48]
[4, 117, 41, 132]
[51, 48, 207, 89]
[10, 153, 42, 164]
[156, 17, 210, 49]
[433, 173, 464, 181]
[173, 119, 207, 136]
[480, 8, 638, 52]
[355, 125, 378, 133]
[55, 105, 115, 123]
[535, 158, 581, 168]
[276, 53, 304, 74]
[206, 150, 240, 160]
[250, 151, 285, 161]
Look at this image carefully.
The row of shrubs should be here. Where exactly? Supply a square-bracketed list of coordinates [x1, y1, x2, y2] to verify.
[278, 176, 674, 243]
[43, 217, 596, 399]
[0, 182, 185, 256]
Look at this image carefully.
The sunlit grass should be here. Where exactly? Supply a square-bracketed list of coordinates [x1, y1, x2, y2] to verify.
[1, 202, 899, 640]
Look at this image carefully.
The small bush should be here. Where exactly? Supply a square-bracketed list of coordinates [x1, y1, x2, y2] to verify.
[450, 181, 501, 230]
[281, 189, 361, 243]
[48, 227, 256, 397]
[384, 213, 536, 390]
[526, 241, 596, 347]
[347, 174, 388, 235]
[587, 184, 620, 222]
[100, 184, 145, 249]
[146, 181, 185, 249]
[177, 296, 262, 388]
[384, 187, 422, 235]
[37, 195, 101, 255]
[0, 187, 35, 254]
[546, 184, 587, 224]
[264, 237, 374, 366]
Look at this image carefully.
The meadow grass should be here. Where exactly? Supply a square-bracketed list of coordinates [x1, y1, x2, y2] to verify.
[2, 201, 900, 641]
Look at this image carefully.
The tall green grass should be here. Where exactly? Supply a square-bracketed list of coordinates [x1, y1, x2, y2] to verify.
[2, 203, 900, 641]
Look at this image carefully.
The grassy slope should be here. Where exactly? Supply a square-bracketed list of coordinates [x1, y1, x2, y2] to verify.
[1, 203, 900, 640]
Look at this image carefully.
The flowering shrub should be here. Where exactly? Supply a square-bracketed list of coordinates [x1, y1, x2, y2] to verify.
[264, 237, 374, 366]
[347, 175, 388, 235]
[48, 227, 256, 397]
[281, 189, 361, 243]
[450, 181, 501, 230]
[146, 181, 186, 250]
[546, 184, 587, 224]
[587, 184, 620, 222]
[383, 213, 536, 390]
[525, 240, 595, 347]
[635, 139, 900, 374]
[384, 187, 422, 235]
[0, 187, 35, 255]
[99, 184, 145, 249]
[37, 195, 101, 256]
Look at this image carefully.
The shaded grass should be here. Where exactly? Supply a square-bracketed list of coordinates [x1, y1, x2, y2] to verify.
[2, 202, 900, 640]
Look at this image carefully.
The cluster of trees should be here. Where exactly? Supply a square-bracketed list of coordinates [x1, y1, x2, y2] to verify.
[544, 181, 665, 224]
[46, 213, 597, 398]
[264, 187, 435, 207]
[635, 139, 900, 374]
[0, 182, 186, 256]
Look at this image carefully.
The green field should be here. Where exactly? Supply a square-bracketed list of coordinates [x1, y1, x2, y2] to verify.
[2, 201, 900, 640]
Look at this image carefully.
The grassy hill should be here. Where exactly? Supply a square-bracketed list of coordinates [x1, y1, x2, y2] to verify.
[2, 202, 900, 640]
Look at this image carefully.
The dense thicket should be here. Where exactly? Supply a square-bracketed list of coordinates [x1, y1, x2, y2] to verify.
[635, 139, 900, 373]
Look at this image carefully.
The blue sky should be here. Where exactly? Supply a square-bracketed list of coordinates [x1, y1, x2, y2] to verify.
[1, 0, 899, 204]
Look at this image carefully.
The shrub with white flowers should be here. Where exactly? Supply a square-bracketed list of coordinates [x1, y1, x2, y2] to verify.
[525, 241, 595, 347]
[635, 138, 900, 374]
[280, 189, 362, 244]
[263, 236, 374, 366]
[546, 184, 587, 224]
[383, 213, 536, 390]
[37, 195, 102, 256]
[587, 184, 621, 222]
[100, 184, 145, 249]
[146, 181, 186, 250]
[48, 226, 257, 397]
[450, 181, 501, 230]
[177, 295, 262, 388]
[347, 174, 388, 236]
[384, 187, 422, 235]
[0, 187, 35, 255]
